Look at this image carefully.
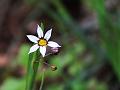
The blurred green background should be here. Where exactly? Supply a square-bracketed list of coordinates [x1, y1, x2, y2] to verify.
[0, 0, 120, 90]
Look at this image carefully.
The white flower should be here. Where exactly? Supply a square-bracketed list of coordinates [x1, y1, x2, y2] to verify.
[27, 24, 61, 57]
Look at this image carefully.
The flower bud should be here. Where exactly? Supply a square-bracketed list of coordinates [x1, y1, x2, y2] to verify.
[50, 65, 57, 71]
[51, 47, 60, 55]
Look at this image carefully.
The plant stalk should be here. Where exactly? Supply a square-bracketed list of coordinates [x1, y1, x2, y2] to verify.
[39, 70, 45, 90]
[28, 50, 40, 90]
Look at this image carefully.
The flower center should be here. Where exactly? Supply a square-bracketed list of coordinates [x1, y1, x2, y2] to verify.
[38, 39, 47, 46]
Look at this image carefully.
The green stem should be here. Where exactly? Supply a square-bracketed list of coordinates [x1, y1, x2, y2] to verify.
[29, 50, 40, 90]
[26, 53, 34, 90]
[39, 70, 45, 90]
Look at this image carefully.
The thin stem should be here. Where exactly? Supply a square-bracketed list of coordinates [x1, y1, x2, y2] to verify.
[39, 70, 45, 90]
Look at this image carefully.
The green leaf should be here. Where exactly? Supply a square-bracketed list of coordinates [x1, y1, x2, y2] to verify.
[28, 50, 40, 90]
[41, 22, 44, 30]
[26, 52, 34, 90]
[1, 78, 25, 90]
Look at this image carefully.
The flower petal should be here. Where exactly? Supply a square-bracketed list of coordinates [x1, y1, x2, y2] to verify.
[44, 29, 52, 41]
[28, 44, 39, 54]
[40, 46, 46, 57]
[27, 35, 39, 43]
[37, 24, 43, 38]
[48, 41, 61, 47]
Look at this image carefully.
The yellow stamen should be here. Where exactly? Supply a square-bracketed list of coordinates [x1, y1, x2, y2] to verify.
[38, 39, 47, 46]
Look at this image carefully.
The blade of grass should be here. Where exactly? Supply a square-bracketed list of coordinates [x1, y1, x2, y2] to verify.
[28, 50, 40, 90]
[26, 53, 34, 90]
[89, 0, 120, 80]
